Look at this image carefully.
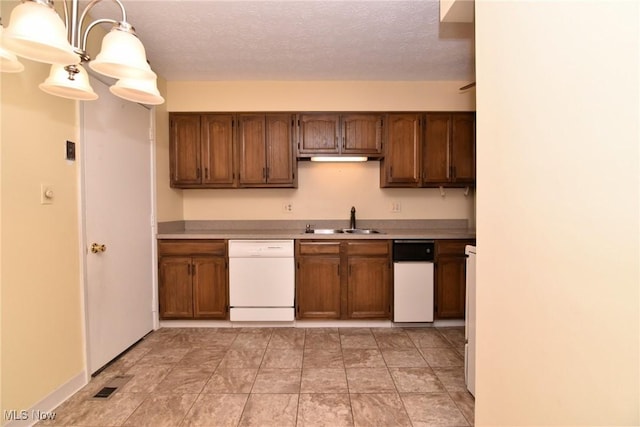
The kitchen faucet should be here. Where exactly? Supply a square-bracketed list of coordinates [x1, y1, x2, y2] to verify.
[350, 206, 356, 229]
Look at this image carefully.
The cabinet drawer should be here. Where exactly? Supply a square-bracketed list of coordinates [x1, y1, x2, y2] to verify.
[346, 241, 390, 256]
[298, 241, 341, 255]
[158, 240, 226, 256]
[435, 240, 474, 257]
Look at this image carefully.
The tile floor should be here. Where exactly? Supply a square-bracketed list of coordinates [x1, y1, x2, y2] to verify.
[39, 326, 474, 426]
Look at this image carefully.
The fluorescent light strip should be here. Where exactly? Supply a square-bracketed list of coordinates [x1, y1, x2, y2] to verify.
[310, 156, 368, 162]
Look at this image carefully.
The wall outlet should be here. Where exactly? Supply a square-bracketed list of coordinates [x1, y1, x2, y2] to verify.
[282, 202, 293, 213]
[391, 201, 401, 213]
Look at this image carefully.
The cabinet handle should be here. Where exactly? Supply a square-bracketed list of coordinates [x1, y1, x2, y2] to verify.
[262, 167, 266, 179]
[266, 167, 270, 179]
[187, 263, 191, 275]
[389, 166, 393, 178]
[196, 168, 201, 179]
[452, 166, 456, 179]
[342, 135, 345, 150]
[337, 264, 340, 276]
[205, 167, 209, 179]
[191, 263, 196, 275]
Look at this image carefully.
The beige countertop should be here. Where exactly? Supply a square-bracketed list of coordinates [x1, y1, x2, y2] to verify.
[157, 220, 476, 240]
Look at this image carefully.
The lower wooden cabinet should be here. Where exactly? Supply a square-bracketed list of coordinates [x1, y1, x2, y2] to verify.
[435, 239, 474, 319]
[296, 240, 391, 320]
[158, 240, 228, 319]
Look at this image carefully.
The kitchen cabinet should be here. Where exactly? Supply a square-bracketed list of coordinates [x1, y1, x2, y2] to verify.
[158, 240, 228, 319]
[435, 239, 474, 319]
[296, 241, 341, 319]
[169, 113, 236, 188]
[423, 112, 475, 186]
[295, 240, 391, 320]
[345, 241, 391, 319]
[380, 112, 476, 188]
[297, 113, 384, 158]
[380, 113, 422, 187]
[237, 113, 297, 187]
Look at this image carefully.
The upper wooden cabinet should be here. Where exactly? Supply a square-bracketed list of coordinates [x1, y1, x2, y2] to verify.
[381, 112, 475, 188]
[169, 113, 236, 188]
[297, 113, 384, 158]
[423, 113, 475, 186]
[237, 114, 297, 187]
[380, 113, 422, 187]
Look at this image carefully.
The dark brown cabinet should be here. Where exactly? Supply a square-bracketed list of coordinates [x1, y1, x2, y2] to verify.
[423, 113, 475, 186]
[237, 114, 296, 187]
[380, 113, 422, 187]
[297, 113, 384, 158]
[295, 240, 391, 320]
[296, 241, 341, 319]
[158, 240, 228, 319]
[435, 239, 474, 319]
[169, 113, 236, 188]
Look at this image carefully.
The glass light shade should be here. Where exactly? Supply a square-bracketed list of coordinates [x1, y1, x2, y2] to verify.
[109, 77, 164, 105]
[0, 26, 25, 72]
[90, 26, 155, 80]
[39, 64, 98, 101]
[3, 1, 78, 65]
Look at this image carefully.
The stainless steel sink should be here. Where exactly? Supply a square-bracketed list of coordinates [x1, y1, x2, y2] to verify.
[304, 228, 344, 234]
[343, 228, 382, 234]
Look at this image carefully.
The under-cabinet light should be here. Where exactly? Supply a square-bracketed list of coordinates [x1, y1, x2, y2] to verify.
[310, 156, 368, 162]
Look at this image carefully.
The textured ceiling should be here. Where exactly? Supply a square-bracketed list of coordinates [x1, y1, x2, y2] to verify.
[86, 0, 475, 82]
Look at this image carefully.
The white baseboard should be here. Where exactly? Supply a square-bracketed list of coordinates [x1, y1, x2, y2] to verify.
[2, 371, 86, 427]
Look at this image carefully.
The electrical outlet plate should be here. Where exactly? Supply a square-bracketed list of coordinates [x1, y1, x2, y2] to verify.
[282, 202, 293, 213]
[391, 201, 401, 213]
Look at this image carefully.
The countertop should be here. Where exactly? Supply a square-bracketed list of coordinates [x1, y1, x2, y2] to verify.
[157, 220, 476, 240]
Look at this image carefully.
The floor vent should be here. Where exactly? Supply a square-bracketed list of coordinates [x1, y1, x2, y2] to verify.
[91, 375, 133, 400]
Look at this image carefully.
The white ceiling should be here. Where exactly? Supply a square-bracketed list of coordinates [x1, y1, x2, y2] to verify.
[87, 0, 475, 82]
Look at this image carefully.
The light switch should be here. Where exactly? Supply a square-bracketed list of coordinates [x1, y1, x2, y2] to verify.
[41, 184, 54, 205]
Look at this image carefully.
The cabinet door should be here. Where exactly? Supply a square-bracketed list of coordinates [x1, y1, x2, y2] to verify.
[347, 257, 391, 319]
[451, 113, 475, 184]
[380, 113, 421, 187]
[435, 256, 466, 319]
[193, 256, 228, 319]
[170, 114, 201, 187]
[423, 113, 451, 184]
[296, 256, 341, 319]
[298, 114, 340, 155]
[238, 114, 267, 185]
[159, 256, 194, 319]
[266, 114, 296, 185]
[201, 114, 236, 187]
[341, 113, 383, 156]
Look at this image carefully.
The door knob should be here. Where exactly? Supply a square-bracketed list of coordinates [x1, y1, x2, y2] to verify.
[91, 243, 107, 254]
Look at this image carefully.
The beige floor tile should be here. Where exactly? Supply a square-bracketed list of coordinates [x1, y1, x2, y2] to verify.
[374, 333, 416, 349]
[350, 393, 412, 427]
[269, 328, 305, 349]
[437, 327, 466, 348]
[304, 333, 341, 350]
[381, 348, 428, 368]
[121, 363, 174, 393]
[339, 328, 373, 336]
[303, 348, 344, 369]
[405, 329, 451, 348]
[217, 348, 265, 369]
[138, 347, 191, 365]
[238, 393, 298, 427]
[400, 392, 469, 426]
[202, 368, 258, 393]
[343, 349, 386, 368]
[231, 333, 271, 349]
[154, 366, 212, 394]
[122, 393, 198, 426]
[59, 391, 147, 426]
[420, 347, 464, 368]
[252, 368, 301, 393]
[261, 348, 303, 369]
[389, 367, 446, 393]
[450, 391, 475, 426]
[177, 348, 226, 371]
[340, 334, 378, 349]
[346, 368, 396, 393]
[297, 393, 354, 427]
[182, 393, 249, 427]
[300, 368, 348, 393]
[432, 367, 468, 392]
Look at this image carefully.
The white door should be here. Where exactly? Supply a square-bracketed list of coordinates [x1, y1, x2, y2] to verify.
[81, 77, 155, 374]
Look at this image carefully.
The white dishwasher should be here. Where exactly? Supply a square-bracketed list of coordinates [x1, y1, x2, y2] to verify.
[228, 240, 295, 321]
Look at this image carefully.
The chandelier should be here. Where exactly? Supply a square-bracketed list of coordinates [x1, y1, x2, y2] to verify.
[0, 0, 164, 105]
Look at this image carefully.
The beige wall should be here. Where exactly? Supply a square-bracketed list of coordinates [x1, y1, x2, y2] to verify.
[0, 41, 84, 419]
[475, 1, 639, 425]
[163, 80, 476, 223]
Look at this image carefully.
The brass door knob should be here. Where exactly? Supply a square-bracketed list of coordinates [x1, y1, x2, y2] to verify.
[91, 243, 106, 254]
